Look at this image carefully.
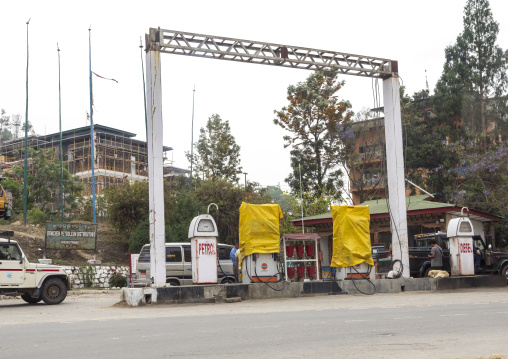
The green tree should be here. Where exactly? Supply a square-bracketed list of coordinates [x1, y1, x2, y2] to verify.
[0, 109, 11, 144]
[109, 177, 272, 248]
[6, 148, 83, 220]
[103, 181, 149, 235]
[274, 69, 353, 196]
[266, 185, 287, 210]
[443, 143, 508, 247]
[186, 114, 242, 182]
[434, 0, 508, 144]
[400, 88, 460, 201]
[194, 178, 271, 244]
[278, 189, 335, 235]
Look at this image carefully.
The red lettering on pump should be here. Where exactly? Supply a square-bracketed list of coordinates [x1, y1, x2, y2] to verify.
[459, 242, 473, 253]
[196, 241, 216, 256]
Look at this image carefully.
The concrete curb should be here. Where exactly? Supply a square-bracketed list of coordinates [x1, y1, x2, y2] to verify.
[68, 289, 122, 295]
[120, 275, 507, 306]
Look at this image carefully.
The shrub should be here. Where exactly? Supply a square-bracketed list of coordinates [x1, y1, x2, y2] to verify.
[109, 270, 127, 288]
[27, 207, 47, 225]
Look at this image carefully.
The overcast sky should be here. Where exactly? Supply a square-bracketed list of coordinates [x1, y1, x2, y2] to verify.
[2, 0, 507, 192]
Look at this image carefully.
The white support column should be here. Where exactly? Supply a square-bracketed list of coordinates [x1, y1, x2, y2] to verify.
[383, 76, 410, 278]
[146, 49, 166, 287]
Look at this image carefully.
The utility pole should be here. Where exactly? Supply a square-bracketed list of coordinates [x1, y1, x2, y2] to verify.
[190, 85, 195, 185]
[88, 27, 97, 225]
[23, 19, 31, 226]
[57, 43, 64, 222]
[243, 172, 247, 200]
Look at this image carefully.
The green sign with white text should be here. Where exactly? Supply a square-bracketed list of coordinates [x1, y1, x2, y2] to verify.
[45, 222, 97, 250]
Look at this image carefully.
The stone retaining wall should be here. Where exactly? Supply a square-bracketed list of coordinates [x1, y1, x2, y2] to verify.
[63, 265, 129, 289]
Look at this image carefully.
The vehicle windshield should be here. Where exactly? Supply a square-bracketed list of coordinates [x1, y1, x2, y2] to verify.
[473, 238, 485, 251]
[415, 236, 449, 249]
[138, 246, 150, 263]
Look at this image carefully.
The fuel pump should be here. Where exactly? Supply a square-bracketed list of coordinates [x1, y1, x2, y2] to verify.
[239, 203, 282, 284]
[330, 205, 374, 280]
[188, 203, 219, 284]
[447, 207, 475, 276]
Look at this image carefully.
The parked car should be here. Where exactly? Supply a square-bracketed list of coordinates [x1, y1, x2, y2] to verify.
[0, 233, 70, 304]
[133, 242, 235, 286]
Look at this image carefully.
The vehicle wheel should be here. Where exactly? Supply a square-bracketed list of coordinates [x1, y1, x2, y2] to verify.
[221, 278, 235, 284]
[423, 267, 431, 278]
[21, 293, 42, 304]
[500, 264, 508, 282]
[166, 279, 180, 286]
[40, 278, 67, 305]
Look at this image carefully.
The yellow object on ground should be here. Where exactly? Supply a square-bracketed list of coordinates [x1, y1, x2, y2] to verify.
[331, 205, 374, 268]
[239, 202, 282, 258]
[0, 183, 10, 219]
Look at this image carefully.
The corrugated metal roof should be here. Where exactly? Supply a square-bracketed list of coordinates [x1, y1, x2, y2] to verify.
[296, 195, 449, 221]
[293, 194, 501, 223]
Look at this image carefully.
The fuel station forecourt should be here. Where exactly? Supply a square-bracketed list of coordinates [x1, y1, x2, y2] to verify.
[143, 28, 410, 287]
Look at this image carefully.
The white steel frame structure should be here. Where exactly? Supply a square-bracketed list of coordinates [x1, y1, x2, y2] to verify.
[145, 28, 409, 286]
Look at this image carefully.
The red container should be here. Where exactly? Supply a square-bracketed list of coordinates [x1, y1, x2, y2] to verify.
[295, 245, 304, 258]
[286, 245, 294, 258]
[297, 266, 305, 278]
[287, 267, 295, 279]
[305, 244, 315, 258]
[306, 265, 316, 278]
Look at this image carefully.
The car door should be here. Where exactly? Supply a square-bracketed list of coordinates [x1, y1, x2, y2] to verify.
[165, 246, 184, 284]
[0, 243, 25, 285]
[182, 245, 192, 285]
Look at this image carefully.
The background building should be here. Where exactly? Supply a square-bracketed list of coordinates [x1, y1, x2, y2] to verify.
[0, 124, 184, 196]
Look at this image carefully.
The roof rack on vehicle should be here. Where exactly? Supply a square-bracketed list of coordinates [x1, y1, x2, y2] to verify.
[0, 230, 14, 242]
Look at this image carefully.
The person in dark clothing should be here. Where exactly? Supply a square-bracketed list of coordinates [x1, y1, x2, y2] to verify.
[428, 239, 443, 270]
[473, 245, 482, 273]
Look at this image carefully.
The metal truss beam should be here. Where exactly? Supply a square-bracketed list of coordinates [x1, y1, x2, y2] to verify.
[146, 28, 397, 79]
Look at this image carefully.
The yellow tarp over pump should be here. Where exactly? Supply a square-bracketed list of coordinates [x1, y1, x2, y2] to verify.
[239, 202, 282, 256]
[331, 205, 374, 268]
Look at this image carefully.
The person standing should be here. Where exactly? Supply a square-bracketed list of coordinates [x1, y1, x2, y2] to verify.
[473, 245, 482, 273]
[428, 239, 443, 271]
[230, 242, 239, 280]
[230, 242, 238, 266]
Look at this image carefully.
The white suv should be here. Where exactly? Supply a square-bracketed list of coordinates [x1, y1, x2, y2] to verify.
[0, 233, 70, 305]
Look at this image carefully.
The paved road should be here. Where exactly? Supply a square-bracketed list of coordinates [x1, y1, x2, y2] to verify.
[1, 288, 507, 358]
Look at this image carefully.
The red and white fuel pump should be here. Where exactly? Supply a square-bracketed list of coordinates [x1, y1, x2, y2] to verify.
[188, 204, 219, 284]
[447, 207, 475, 276]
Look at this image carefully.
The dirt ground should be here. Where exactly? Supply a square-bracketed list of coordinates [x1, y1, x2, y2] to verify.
[0, 222, 129, 266]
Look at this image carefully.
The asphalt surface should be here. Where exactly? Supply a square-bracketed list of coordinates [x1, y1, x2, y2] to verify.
[0, 288, 507, 358]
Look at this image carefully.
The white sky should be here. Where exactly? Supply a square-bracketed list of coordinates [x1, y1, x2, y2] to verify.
[2, 0, 507, 192]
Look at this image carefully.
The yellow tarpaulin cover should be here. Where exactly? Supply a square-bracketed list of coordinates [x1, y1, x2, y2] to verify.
[239, 202, 282, 257]
[331, 205, 374, 267]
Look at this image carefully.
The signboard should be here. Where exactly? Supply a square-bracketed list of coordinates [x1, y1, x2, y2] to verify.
[129, 253, 140, 275]
[45, 222, 97, 250]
